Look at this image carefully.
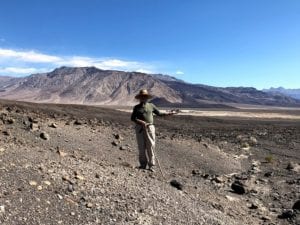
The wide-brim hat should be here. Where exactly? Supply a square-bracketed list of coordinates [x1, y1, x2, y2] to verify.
[135, 89, 153, 99]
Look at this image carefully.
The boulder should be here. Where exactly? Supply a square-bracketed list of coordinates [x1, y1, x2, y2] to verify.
[231, 180, 246, 194]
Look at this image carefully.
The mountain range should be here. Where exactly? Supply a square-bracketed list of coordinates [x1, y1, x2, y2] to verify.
[0, 66, 299, 107]
[263, 87, 300, 100]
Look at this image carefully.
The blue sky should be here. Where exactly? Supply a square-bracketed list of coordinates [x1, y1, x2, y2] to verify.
[0, 0, 300, 89]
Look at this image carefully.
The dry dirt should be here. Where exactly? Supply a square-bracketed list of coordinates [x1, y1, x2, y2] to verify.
[0, 99, 299, 225]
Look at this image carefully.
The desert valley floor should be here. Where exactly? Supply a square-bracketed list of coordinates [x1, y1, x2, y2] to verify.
[0, 99, 299, 225]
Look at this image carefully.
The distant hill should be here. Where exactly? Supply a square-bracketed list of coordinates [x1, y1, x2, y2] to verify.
[263, 87, 300, 100]
[0, 66, 299, 107]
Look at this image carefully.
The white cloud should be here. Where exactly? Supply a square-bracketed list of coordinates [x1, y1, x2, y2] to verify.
[0, 67, 46, 75]
[0, 48, 156, 75]
[0, 48, 61, 63]
[175, 70, 184, 75]
[135, 69, 154, 74]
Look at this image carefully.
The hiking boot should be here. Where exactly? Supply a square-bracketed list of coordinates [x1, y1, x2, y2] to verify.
[148, 166, 156, 172]
[137, 165, 147, 170]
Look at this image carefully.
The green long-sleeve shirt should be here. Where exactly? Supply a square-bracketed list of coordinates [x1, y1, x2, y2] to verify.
[131, 102, 164, 124]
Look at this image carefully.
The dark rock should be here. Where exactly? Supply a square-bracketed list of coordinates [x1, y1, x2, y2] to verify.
[231, 180, 246, 194]
[2, 131, 10, 136]
[67, 184, 74, 192]
[249, 203, 259, 209]
[278, 209, 296, 219]
[40, 132, 50, 140]
[86, 202, 93, 208]
[192, 169, 201, 176]
[49, 123, 58, 128]
[28, 117, 38, 123]
[74, 120, 83, 125]
[202, 174, 210, 179]
[30, 123, 39, 131]
[111, 141, 119, 146]
[264, 171, 274, 177]
[287, 162, 296, 171]
[170, 179, 183, 190]
[114, 134, 122, 140]
[6, 118, 15, 124]
[119, 146, 127, 150]
[293, 200, 300, 210]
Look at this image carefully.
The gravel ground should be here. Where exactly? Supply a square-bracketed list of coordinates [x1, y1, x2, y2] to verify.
[0, 99, 299, 225]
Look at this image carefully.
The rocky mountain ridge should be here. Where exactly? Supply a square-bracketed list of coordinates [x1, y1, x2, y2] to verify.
[263, 87, 300, 100]
[0, 67, 299, 107]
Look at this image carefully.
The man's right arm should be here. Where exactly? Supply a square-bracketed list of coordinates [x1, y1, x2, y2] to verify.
[131, 107, 147, 127]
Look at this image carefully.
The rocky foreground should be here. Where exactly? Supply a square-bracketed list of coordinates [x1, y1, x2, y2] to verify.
[0, 100, 299, 225]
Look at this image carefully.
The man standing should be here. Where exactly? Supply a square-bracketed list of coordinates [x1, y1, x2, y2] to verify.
[131, 89, 175, 172]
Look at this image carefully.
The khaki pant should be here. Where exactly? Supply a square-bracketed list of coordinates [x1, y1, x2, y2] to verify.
[135, 124, 156, 167]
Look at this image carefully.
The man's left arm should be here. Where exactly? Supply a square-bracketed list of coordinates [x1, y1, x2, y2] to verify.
[152, 104, 176, 117]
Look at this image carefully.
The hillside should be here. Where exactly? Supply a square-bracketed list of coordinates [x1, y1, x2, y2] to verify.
[0, 67, 299, 107]
[264, 87, 300, 100]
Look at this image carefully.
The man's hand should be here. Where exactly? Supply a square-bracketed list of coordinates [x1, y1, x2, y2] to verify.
[136, 119, 148, 128]
[164, 112, 178, 116]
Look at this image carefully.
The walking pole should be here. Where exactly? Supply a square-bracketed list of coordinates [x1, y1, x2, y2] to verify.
[155, 150, 167, 180]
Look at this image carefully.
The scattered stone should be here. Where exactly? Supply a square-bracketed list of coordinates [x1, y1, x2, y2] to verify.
[57, 149, 67, 157]
[278, 209, 296, 219]
[114, 134, 122, 140]
[57, 194, 63, 200]
[75, 174, 84, 180]
[249, 136, 258, 145]
[212, 175, 227, 184]
[49, 123, 58, 128]
[0, 147, 5, 152]
[67, 184, 74, 192]
[74, 120, 83, 125]
[111, 141, 119, 146]
[241, 142, 250, 150]
[62, 176, 71, 182]
[86, 203, 93, 208]
[203, 143, 209, 148]
[70, 212, 76, 216]
[29, 180, 38, 186]
[95, 173, 100, 178]
[119, 146, 127, 150]
[264, 171, 274, 177]
[292, 200, 300, 210]
[43, 181, 51, 186]
[192, 169, 201, 176]
[40, 132, 50, 140]
[286, 162, 300, 172]
[37, 185, 43, 191]
[287, 162, 295, 170]
[260, 216, 271, 221]
[28, 117, 38, 123]
[249, 203, 259, 209]
[6, 118, 15, 124]
[0, 205, 5, 214]
[170, 179, 184, 190]
[225, 195, 238, 202]
[30, 123, 39, 131]
[2, 131, 10, 136]
[231, 180, 246, 194]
